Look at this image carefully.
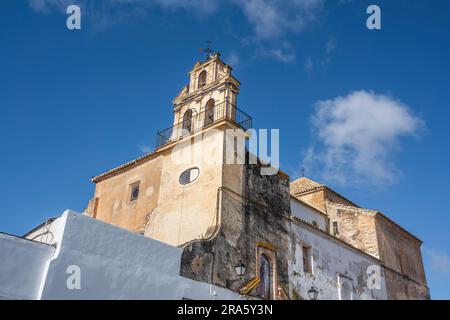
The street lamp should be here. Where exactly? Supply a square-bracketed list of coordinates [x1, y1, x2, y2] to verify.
[308, 286, 319, 300]
[226, 260, 247, 288]
[234, 260, 246, 277]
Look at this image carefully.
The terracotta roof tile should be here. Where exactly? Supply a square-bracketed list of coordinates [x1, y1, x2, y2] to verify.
[290, 177, 325, 195]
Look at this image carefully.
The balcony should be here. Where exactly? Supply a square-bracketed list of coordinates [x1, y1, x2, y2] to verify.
[156, 101, 252, 148]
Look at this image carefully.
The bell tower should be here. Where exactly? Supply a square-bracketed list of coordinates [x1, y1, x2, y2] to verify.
[165, 52, 241, 140]
[146, 52, 252, 246]
[86, 50, 252, 247]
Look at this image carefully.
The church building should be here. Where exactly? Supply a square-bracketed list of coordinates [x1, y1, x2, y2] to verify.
[83, 52, 429, 300]
[0, 52, 429, 300]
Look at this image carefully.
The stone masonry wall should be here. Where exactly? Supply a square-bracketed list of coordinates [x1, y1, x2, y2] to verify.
[375, 214, 429, 299]
[296, 190, 327, 213]
[326, 202, 380, 259]
[180, 162, 291, 298]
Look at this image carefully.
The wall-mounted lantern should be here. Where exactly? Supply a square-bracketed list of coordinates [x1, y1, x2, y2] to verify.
[226, 260, 247, 288]
[308, 286, 319, 300]
[234, 260, 246, 277]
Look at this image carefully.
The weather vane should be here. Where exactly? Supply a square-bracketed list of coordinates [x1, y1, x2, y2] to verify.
[200, 41, 215, 60]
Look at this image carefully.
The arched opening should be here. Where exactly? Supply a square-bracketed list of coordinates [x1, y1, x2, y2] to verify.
[204, 99, 215, 126]
[258, 254, 271, 300]
[182, 109, 193, 134]
[198, 70, 207, 89]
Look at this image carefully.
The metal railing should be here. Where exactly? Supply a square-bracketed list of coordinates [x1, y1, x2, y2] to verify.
[156, 101, 252, 148]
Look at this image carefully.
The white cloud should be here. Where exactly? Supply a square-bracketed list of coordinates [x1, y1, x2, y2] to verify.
[324, 37, 336, 56]
[29, 0, 324, 62]
[225, 52, 240, 68]
[29, 0, 322, 30]
[29, 0, 72, 13]
[318, 37, 337, 70]
[29, 0, 219, 22]
[264, 48, 296, 63]
[150, 0, 219, 15]
[303, 37, 337, 73]
[244, 0, 325, 64]
[305, 56, 314, 72]
[304, 90, 424, 187]
[235, 0, 324, 63]
[234, 0, 323, 41]
[426, 249, 450, 276]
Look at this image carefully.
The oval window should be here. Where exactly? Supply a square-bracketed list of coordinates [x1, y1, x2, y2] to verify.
[179, 167, 200, 185]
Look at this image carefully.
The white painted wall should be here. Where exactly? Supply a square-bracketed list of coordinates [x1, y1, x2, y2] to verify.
[0, 233, 55, 300]
[1, 209, 388, 300]
[38, 211, 240, 300]
[290, 199, 327, 231]
[288, 221, 388, 300]
[23, 216, 66, 246]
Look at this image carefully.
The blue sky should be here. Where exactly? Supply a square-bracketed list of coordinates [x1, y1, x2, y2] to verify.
[1, 0, 449, 298]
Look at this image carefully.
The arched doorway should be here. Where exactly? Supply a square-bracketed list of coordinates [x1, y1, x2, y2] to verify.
[204, 99, 215, 126]
[258, 254, 271, 299]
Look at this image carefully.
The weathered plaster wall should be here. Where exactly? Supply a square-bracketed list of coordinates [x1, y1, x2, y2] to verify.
[325, 202, 380, 258]
[324, 202, 429, 299]
[375, 215, 428, 299]
[180, 162, 292, 299]
[375, 215, 425, 283]
[0, 233, 55, 300]
[288, 221, 387, 300]
[145, 129, 225, 246]
[384, 268, 429, 300]
[290, 198, 327, 231]
[180, 162, 392, 300]
[304, 193, 429, 300]
[86, 154, 163, 234]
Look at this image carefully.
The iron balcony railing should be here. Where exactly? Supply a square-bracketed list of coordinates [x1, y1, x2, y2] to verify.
[156, 101, 252, 148]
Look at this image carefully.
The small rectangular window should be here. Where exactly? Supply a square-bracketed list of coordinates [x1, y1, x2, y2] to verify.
[130, 182, 140, 202]
[333, 221, 339, 236]
[302, 246, 312, 274]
